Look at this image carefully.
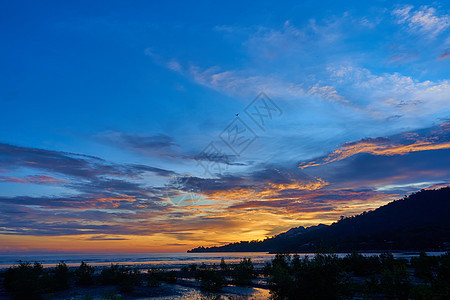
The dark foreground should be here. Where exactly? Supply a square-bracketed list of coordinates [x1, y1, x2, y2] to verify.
[1, 252, 449, 299]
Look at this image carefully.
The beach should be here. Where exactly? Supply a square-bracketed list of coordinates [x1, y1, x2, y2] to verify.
[1, 251, 447, 299]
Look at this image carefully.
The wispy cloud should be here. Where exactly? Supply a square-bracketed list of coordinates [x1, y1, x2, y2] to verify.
[327, 65, 450, 123]
[98, 131, 179, 158]
[439, 50, 450, 60]
[0, 175, 68, 184]
[392, 5, 449, 37]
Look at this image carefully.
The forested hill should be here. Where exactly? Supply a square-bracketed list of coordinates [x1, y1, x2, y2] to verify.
[188, 187, 450, 253]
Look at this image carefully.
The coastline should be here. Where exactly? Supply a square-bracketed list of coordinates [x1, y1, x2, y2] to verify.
[1, 251, 449, 299]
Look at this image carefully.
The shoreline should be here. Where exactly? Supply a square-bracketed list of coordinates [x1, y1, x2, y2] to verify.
[0, 250, 445, 271]
[2, 251, 449, 299]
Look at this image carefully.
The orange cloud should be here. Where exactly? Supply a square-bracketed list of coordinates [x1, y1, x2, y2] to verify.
[438, 52, 450, 60]
[299, 138, 450, 169]
[202, 178, 328, 201]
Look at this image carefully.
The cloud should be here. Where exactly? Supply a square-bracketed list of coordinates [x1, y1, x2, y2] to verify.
[0, 175, 68, 184]
[392, 5, 449, 37]
[296, 124, 450, 196]
[0, 142, 175, 179]
[0, 193, 162, 210]
[327, 65, 450, 123]
[299, 123, 450, 169]
[226, 188, 393, 217]
[188, 66, 306, 99]
[439, 50, 450, 60]
[99, 131, 179, 156]
[82, 235, 130, 241]
[168, 164, 329, 206]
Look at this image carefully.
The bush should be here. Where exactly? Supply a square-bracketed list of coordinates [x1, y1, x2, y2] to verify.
[52, 262, 71, 290]
[118, 268, 140, 293]
[379, 258, 410, 299]
[101, 264, 141, 292]
[295, 254, 343, 300]
[188, 263, 197, 272]
[148, 268, 164, 287]
[411, 252, 439, 282]
[232, 258, 256, 286]
[342, 252, 381, 276]
[4, 262, 48, 299]
[267, 254, 294, 299]
[195, 265, 226, 292]
[220, 258, 228, 271]
[147, 268, 176, 287]
[75, 261, 95, 285]
[432, 252, 450, 299]
[267, 254, 344, 300]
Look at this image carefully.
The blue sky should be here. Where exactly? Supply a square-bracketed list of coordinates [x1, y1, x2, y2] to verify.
[0, 0, 449, 253]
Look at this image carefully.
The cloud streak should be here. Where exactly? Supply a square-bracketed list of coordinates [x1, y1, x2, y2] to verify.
[392, 5, 449, 37]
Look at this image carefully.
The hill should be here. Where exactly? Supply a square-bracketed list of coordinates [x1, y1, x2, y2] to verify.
[188, 187, 450, 253]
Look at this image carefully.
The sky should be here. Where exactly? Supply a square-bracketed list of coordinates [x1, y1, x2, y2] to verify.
[0, 0, 449, 254]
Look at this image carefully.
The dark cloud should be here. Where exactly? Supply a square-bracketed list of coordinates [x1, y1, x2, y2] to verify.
[0, 193, 165, 210]
[99, 132, 179, 156]
[83, 235, 130, 241]
[175, 164, 319, 195]
[0, 175, 68, 184]
[0, 142, 175, 179]
[438, 50, 450, 60]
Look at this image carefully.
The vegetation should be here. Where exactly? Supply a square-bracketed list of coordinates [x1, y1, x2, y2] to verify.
[264, 252, 450, 300]
[100, 264, 141, 292]
[3, 262, 48, 299]
[2, 252, 450, 299]
[195, 264, 226, 292]
[53, 262, 71, 291]
[231, 258, 256, 285]
[265, 253, 345, 299]
[2, 261, 72, 299]
[75, 261, 95, 285]
[146, 267, 177, 287]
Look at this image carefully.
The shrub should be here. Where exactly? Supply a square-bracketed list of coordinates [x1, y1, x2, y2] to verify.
[432, 252, 450, 298]
[342, 252, 381, 276]
[267, 254, 344, 300]
[232, 258, 256, 286]
[195, 265, 226, 292]
[147, 268, 161, 287]
[118, 268, 140, 293]
[220, 258, 228, 271]
[52, 262, 71, 290]
[75, 261, 95, 285]
[4, 261, 48, 299]
[380, 259, 410, 299]
[411, 252, 439, 282]
[101, 264, 141, 292]
[146, 268, 176, 286]
[188, 263, 197, 272]
[268, 254, 294, 299]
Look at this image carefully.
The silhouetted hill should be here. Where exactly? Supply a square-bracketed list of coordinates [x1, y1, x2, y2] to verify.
[188, 187, 450, 253]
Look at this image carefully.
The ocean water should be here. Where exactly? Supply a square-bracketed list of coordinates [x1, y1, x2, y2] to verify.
[0, 252, 275, 269]
[0, 251, 445, 270]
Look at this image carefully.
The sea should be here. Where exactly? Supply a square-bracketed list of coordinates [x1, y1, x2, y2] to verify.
[0, 251, 446, 270]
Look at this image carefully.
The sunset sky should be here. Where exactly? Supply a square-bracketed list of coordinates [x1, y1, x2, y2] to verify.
[1, 0, 449, 254]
